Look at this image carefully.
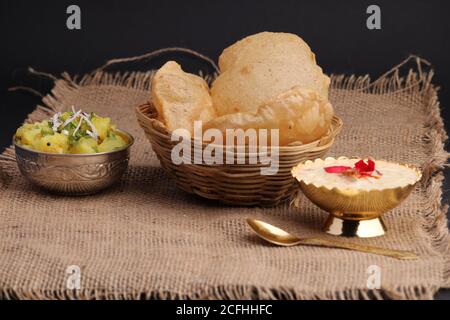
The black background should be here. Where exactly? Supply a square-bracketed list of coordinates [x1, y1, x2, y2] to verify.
[1, 0, 449, 300]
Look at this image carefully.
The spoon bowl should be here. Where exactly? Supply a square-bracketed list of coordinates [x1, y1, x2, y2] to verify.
[247, 218, 300, 246]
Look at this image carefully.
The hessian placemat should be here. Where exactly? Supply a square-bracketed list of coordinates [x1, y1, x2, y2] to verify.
[0, 56, 449, 299]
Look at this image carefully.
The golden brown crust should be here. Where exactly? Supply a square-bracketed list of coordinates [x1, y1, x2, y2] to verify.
[211, 32, 331, 117]
[204, 86, 334, 145]
[151, 61, 216, 134]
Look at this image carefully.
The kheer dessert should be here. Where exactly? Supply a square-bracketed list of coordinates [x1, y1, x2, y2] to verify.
[292, 157, 422, 237]
[293, 157, 420, 190]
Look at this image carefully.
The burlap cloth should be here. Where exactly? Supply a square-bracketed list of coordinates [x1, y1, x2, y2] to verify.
[0, 57, 449, 300]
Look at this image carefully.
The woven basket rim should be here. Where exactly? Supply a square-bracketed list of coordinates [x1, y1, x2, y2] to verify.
[135, 102, 343, 152]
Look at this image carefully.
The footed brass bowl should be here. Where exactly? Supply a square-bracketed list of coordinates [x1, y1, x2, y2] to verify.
[292, 157, 422, 238]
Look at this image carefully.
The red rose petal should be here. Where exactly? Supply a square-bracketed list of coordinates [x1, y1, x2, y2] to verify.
[324, 166, 352, 173]
[324, 159, 382, 179]
[354, 160, 368, 172]
[354, 159, 375, 173]
[324, 159, 380, 179]
[366, 159, 375, 172]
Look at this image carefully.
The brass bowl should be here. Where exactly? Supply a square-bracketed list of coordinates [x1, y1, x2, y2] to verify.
[292, 157, 422, 238]
[13, 130, 134, 195]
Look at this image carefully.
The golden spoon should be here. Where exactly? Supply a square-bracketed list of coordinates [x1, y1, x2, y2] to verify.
[246, 218, 418, 260]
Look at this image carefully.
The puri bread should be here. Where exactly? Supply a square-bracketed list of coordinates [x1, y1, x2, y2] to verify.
[218, 32, 315, 72]
[204, 86, 334, 145]
[211, 32, 331, 116]
[150, 33, 334, 146]
[151, 61, 216, 134]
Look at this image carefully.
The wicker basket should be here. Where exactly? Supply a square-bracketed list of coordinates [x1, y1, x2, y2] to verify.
[136, 102, 343, 206]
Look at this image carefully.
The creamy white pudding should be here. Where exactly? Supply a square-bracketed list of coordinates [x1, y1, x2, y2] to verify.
[293, 158, 421, 191]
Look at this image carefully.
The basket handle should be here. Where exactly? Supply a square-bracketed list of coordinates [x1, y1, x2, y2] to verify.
[92, 47, 220, 75]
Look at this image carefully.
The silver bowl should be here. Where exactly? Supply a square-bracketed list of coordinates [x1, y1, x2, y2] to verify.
[13, 130, 134, 195]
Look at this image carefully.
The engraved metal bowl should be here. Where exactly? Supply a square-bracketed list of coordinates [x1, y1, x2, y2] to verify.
[13, 130, 134, 195]
[292, 157, 422, 238]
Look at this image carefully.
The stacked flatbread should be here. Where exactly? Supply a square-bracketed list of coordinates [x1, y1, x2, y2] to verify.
[150, 32, 334, 145]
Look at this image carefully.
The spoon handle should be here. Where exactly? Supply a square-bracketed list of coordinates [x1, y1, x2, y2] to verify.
[298, 238, 418, 260]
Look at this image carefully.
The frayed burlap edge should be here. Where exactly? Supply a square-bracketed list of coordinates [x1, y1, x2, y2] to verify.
[0, 56, 449, 300]
[0, 284, 440, 300]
